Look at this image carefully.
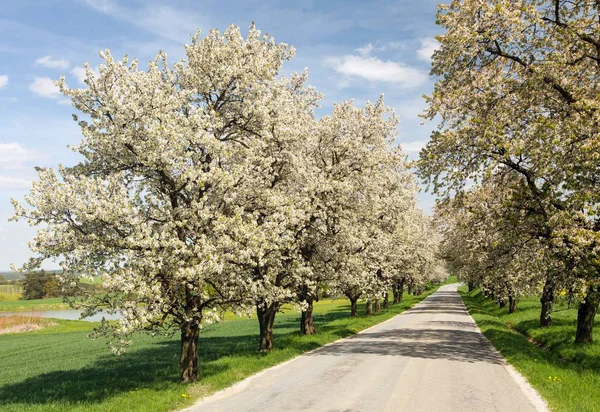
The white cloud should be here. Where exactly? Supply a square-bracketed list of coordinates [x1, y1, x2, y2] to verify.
[0, 75, 8, 89]
[0, 143, 44, 170]
[326, 55, 427, 88]
[83, 0, 204, 43]
[29, 77, 62, 99]
[35, 55, 70, 70]
[400, 140, 427, 153]
[70, 66, 99, 84]
[355, 42, 405, 57]
[355, 43, 374, 56]
[0, 176, 32, 189]
[417, 38, 439, 62]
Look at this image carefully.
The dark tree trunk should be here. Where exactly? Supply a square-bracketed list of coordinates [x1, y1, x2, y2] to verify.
[383, 292, 389, 309]
[300, 297, 316, 335]
[499, 300, 506, 309]
[407, 283, 413, 295]
[392, 285, 400, 304]
[575, 289, 599, 344]
[468, 281, 475, 292]
[365, 299, 373, 316]
[398, 280, 405, 301]
[375, 298, 382, 313]
[393, 278, 405, 304]
[508, 295, 517, 314]
[349, 296, 358, 317]
[540, 279, 555, 327]
[180, 322, 200, 383]
[257, 302, 279, 352]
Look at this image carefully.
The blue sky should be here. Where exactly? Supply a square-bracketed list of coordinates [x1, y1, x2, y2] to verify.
[0, 0, 442, 270]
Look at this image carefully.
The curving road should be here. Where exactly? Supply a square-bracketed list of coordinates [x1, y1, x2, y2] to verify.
[185, 284, 548, 412]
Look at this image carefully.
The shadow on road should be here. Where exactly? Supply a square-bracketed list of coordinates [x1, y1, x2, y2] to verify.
[306, 289, 504, 364]
[307, 327, 503, 364]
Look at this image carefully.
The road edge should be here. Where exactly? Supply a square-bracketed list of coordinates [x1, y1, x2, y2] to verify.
[180, 289, 441, 411]
[455, 287, 551, 412]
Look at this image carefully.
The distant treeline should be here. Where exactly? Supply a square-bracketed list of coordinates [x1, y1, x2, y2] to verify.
[0, 271, 99, 300]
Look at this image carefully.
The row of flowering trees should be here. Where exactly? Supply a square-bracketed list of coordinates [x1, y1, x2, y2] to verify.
[12, 25, 444, 382]
[419, 0, 600, 344]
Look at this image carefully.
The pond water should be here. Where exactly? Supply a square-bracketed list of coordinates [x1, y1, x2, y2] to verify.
[0, 310, 122, 322]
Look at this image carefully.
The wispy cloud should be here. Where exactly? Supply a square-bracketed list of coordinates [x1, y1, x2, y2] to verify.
[355, 43, 374, 56]
[416, 38, 439, 62]
[401, 140, 427, 153]
[29, 77, 62, 99]
[70, 66, 99, 84]
[355, 41, 404, 56]
[0, 75, 7, 89]
[35, 55, 70, 70]
[0, 143, 45, 170]
[0, 176, 33, 189]
[325, 54, 427, 88]
[82, 0, 205, 43]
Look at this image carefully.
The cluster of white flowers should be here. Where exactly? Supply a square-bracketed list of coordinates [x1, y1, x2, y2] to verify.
[12, 24, 444, 380]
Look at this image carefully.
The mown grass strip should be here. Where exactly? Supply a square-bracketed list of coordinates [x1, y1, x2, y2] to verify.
[459, 287, 600, 412]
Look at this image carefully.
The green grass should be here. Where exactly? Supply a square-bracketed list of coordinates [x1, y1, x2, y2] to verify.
[459, 287, 600, 412]
[0, 297, 69, 312]
[0, 285, 444, 412]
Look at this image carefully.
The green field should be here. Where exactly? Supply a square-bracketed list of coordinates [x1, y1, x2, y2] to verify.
[459, 287, 600, 412]
[0, 284, 445, 412]
[0, 297, 69, 312]
[0, 285, 22, 295]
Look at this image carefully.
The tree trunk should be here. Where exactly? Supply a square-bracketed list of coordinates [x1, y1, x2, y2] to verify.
[300, 297, 316, 335]
[365, 299, 373, 316]
[498, 300, 506, 309]
[392, 285, 400, 304]
[257, 302, 279, 352]
[508, 295, 517, 314]
[393, 278, 405, 304]
[180, 322, 200, 383]
[398, 279, 405, 302]
[540, 279, 554, 327]
[375, 298, 382, 313]
[467, 281, 475, 292]
[349, 296, 358, 317]
[383, 292, 389, 309]
[575, 289, 599, 344]
[407, 283, 413, 295]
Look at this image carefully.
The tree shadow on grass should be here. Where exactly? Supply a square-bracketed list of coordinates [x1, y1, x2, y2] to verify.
[0, 296, 436, 408]
[0, 340, 185, 407]
[462, 292, 600, 377]
[0, 313, 346, 409]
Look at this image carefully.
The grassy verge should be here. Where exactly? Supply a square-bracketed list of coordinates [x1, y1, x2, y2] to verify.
[0, 284, 445, 412]
[459, 287, 600, 412]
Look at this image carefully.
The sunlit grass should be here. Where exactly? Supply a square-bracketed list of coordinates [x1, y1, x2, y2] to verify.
[0, 297, 69, 312]
[459, 287, 600, 412]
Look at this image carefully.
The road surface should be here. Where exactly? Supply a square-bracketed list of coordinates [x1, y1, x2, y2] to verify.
[185, 284, 547, 412]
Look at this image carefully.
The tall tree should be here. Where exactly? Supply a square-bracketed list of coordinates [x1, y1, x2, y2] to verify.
[420, 0, 600, 343]
[12, 24, 314, 381]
